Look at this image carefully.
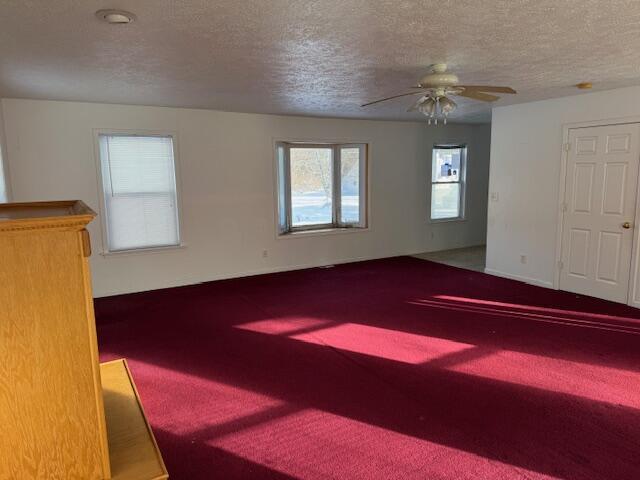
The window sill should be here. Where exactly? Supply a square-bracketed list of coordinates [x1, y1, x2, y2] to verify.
[278, 227, 369, 239]
[429, 217, 466, 224]
[100, 243, 186, 257]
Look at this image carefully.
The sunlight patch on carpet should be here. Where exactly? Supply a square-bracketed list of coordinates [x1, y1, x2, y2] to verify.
[206, 408, 558, 480]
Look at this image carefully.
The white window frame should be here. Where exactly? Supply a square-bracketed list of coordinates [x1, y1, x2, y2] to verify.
[430, 144, 467, 222]
[0, 108, 11, 203]
[93, 129, 184, 255]
[275, 141, 368, 235]
[0, 143, 9, 203]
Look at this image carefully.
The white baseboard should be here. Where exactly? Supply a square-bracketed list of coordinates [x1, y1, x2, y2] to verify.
[483, 268, 554, 289]
[95, 246, 492, 298]
[95, 251, 412, 298]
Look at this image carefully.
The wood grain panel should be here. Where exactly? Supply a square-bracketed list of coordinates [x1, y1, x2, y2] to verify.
[101, 360, 168, 480]
[0, 201, 110, 479]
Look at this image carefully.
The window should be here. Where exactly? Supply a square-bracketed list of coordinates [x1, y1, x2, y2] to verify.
[276, 142, 367, 234]
[431, 144, 466, 221]
[97, 133, 181, 252]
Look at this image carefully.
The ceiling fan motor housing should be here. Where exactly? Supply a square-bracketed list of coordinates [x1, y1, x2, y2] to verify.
[419, 72, 459, 88]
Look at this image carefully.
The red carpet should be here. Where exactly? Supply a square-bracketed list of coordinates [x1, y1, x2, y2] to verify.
[95, 257, 640, 480]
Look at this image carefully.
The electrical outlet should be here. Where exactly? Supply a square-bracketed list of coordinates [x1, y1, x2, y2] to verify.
[490, 192, 499, 202]
[520, 254, 527, 264]
[262, 249, 268, 258]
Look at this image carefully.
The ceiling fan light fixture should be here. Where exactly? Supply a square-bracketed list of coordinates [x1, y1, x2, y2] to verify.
[417, 95, 456, 125]
[439, 96, 457, 115]
[417, 97, 435, 115]
[439, 96, 457, 125]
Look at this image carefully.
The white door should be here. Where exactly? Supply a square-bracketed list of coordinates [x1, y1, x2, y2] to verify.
[560, 123, 640, 303]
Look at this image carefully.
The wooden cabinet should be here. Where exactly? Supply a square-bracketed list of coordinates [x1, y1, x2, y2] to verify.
[0, 201, 168, 480]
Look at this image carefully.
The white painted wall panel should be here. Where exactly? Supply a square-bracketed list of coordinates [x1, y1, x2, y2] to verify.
[2, 99, 490, 297]
[487, 85, 640, 288]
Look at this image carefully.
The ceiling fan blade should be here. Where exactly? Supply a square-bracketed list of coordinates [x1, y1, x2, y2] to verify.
[407, 95, 428, 112]
[455, 90, 500, 102]
[457, 85, 516, 94]
[361, 91, 426, 107]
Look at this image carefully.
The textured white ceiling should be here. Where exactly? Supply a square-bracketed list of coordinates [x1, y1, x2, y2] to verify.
[1, 1, 640, 123]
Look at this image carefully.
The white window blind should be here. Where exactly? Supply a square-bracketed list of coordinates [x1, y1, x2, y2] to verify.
[98, 134, 180, 252]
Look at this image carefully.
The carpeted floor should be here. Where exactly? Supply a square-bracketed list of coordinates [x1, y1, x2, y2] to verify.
[95, 256, 640, 480]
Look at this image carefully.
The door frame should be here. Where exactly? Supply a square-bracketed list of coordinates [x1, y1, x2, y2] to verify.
[554, 116, 640, 306]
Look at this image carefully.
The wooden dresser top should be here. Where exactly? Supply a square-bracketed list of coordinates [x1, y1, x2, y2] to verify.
[0, 200, 96, 232]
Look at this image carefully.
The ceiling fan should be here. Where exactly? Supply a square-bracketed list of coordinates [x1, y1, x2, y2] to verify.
[361, 64, 516, 124]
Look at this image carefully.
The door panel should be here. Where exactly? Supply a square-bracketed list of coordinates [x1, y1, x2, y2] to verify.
[567, 229, 590, 277]
[560, 123, 640, 303]
[576, 136, 597, 154]
[572, 163, 595, 213]
[607, 134, 631, 153]
[601, 163, 627, 214]
[595, 231, 621, 283]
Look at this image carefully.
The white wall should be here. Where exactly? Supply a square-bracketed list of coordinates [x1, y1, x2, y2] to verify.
[2, 98, 490, 297]
[487, 85, 640, 288]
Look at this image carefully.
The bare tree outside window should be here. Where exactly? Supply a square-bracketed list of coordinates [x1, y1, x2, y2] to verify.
[276, 143, 367, 233]
[290, 148, 333, 226]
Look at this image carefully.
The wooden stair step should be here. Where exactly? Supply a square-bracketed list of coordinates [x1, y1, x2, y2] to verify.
[101, 359, 168, 480]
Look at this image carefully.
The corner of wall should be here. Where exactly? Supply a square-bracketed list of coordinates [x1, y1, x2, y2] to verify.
[0, 99, 11, 202]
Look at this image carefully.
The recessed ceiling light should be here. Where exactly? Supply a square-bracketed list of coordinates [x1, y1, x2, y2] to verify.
[96, 9, 136, 24]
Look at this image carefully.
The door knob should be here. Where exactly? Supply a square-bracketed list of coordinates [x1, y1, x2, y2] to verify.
[623, 222, 632, 229]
